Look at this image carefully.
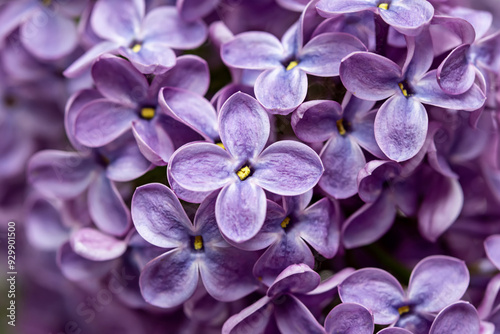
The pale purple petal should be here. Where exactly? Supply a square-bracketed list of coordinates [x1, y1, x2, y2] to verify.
[200, 246, 259, 302]
[63, 41, 120, 78]
[168, 142, 237, 192]
[28, 150, 95, 199]
[140, 248, 198, 308]
[485, 235, 500, 270]
[325, 303, 374, 334]
[118, 42, 176, 75]
[0, 1, 37, 42]
[339, 268, 405, 324]
[418, 174, 463, 242]
[319, 134, 366, 199]
[267, 263, 321, 298]
[131, 183, 192, 248]
[70, 228, 127, 261]
[316, 0, 377, 16]
[221, 296, 274, 334]
[350, 109, 386, 158]
[378, 0, 434, 36]
[374, 95, 428, 162]
[252, 141, 324, 196]
[299, 32, 367, 77]
[219, 92, 270, 161]
[58, 242, 115, 281]
[408, 255, 469, 313]
[340, 52, 401, 101]
[221, 31, 284, 70]
[104, 135, 151, 181]
[437, 44, 476, 95]
[131, 119, 175, 166]
[342, 190, 397, 249]
[167, 169, 212, 204]
[88, 173, 131, 237]
[254, 66, 308, 113]
[429, 302, 480, 334]
[274, 295, 325, 334]
[216, 180, 267, 243]
[292, 100, 342, 143]
[91, 0, 143, 43]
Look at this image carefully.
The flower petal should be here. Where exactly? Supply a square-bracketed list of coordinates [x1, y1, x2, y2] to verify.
[374, 95, 428, 162]
[139, 248, 198, 308]
[103, 134, 151, 181]
[58, 242, 115, 282]
[319, 134, 366, 199]
[485, 235, 500, 270]
[216, 181, 267, 243]
[221, 296, 274, 334]
[63, 41, 120, 78]
[178, 0, 219, 21]
[221, 31, 284, 70]
[131, 183, 192, 248]
[378, 0, 434, 36]
[70, 228, 127, 261]
[316, 0, 377, 16]
[292, 100, 342, 143]
[429, 302, 480, 334]
[340, 52, 401, 101]
[408, 255, 469, 313]
[254, 66, 308, 113]
[339, 268, 404, 324]
[252, 141, 324, 196]
[267, 263, 320, 298]
[299, 32, 367, 77]
[437, 44, 475, 95]
[118, 42, 176, 75]
[168, 142, 237, 192]
[219, 92, 270, 161]
[325, 303, 374, 334]
[378, 329, 414, 334]
[131, 119, 175, 166]
[274, 295, 325, 334]
[91, 0, 143, 43]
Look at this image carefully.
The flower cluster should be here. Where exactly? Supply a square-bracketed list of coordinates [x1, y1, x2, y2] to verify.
[2, 0, 500, 333]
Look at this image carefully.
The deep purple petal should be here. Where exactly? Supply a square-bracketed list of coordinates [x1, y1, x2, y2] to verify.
[219, 92, 270, 161]
[28, 150, 95, 199]
[139, 248, 198, 308]
[299, 32, 366, 77]
[325, 303, 374, 334]
[274, 295, 325, 334]
[437, 44, 475, 95]
[267, 263, 321, 298]
[408, 255, 469, 313]
[292, 100, 342, 143]
[252, 141, 324, 196]
[91, 0, 143, 43]
[216, 181, 267, 243]
[374, 95, 428, 162]
[429, 302, 480, 334]
[339, 268, 405, 324]
[178, 0, 218, 21]
[168, 142, 237, 192]
[254, 66, 308, 113]
[131, 183, 192, 248]
[340, 52, 401, 101]
[70, 228, 127, 261]
[221, 296, 274, 334]
[88, 173, 131, 237]
[319, 134, 366, 199]
[378, 0, 434, 36]
[221, 31, 283, 70]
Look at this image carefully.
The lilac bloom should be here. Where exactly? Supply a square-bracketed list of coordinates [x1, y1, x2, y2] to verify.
[64, 0, 207, 77]
[131, 183, 259, 308]
[221, 1, 366, 113]
[485, 234, 500, 270]
[73, 54, 212, 165]
[340, 32, 486, 161]
[428, 302, 480, 334]
[0, 0, 84, 59]
[338, 255, 470, 334]
[168, 92, 324, 243]
[292, 93, 385, 199]
[324, 303, 374, 334]
[316, 0, 434, 36]
[228, 191, 339, 285]
[437, 7, 500, 95]
[222, 264, 326, 334]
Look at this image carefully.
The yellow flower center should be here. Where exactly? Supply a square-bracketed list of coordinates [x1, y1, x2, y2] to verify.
[194, 236, 203, 250]
[140, 107, 155, 120]
[280, 217, 291, 229]
[378, 3, 389, 10]
[237, 166, 251, 181]
[216, 142, 225, 150]
[398, 305, 410, 315]
[336, 119, 347, 136]
[286, 61, 299, 71]
[132, 43, 142, 53]
[398, 83, 408, 97]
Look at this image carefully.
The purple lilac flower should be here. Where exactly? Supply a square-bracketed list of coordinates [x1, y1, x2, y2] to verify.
[64, 0, 207, 77]
[292, 93, 385, 199]
[324, 302, 374, 334]
[428, 301, 480, 334]
[168, 92, 324, 243]
[485, 234, 500, 270]
[338, 255, 469, 334]
[131, 183, 259, 308]
[221, 1, 366, 113]
[340, 32, 486, 161]
[477, 274, 500, 333]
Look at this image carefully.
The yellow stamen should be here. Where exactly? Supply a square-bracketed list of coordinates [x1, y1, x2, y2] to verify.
[140, 107, 155, 119]
[378, 3, 389, 10]
[132, 43, 142, 53]
[280, 217, 291, 229]
[216, 142, 225, 150]
[336, 119, 347, 136]
[286, 61, 299, 71]
[194, 236, 203, 250]
[398, 305, 410, 315]
[398, 83, 408, 97]
[237, 166, 251, 181]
